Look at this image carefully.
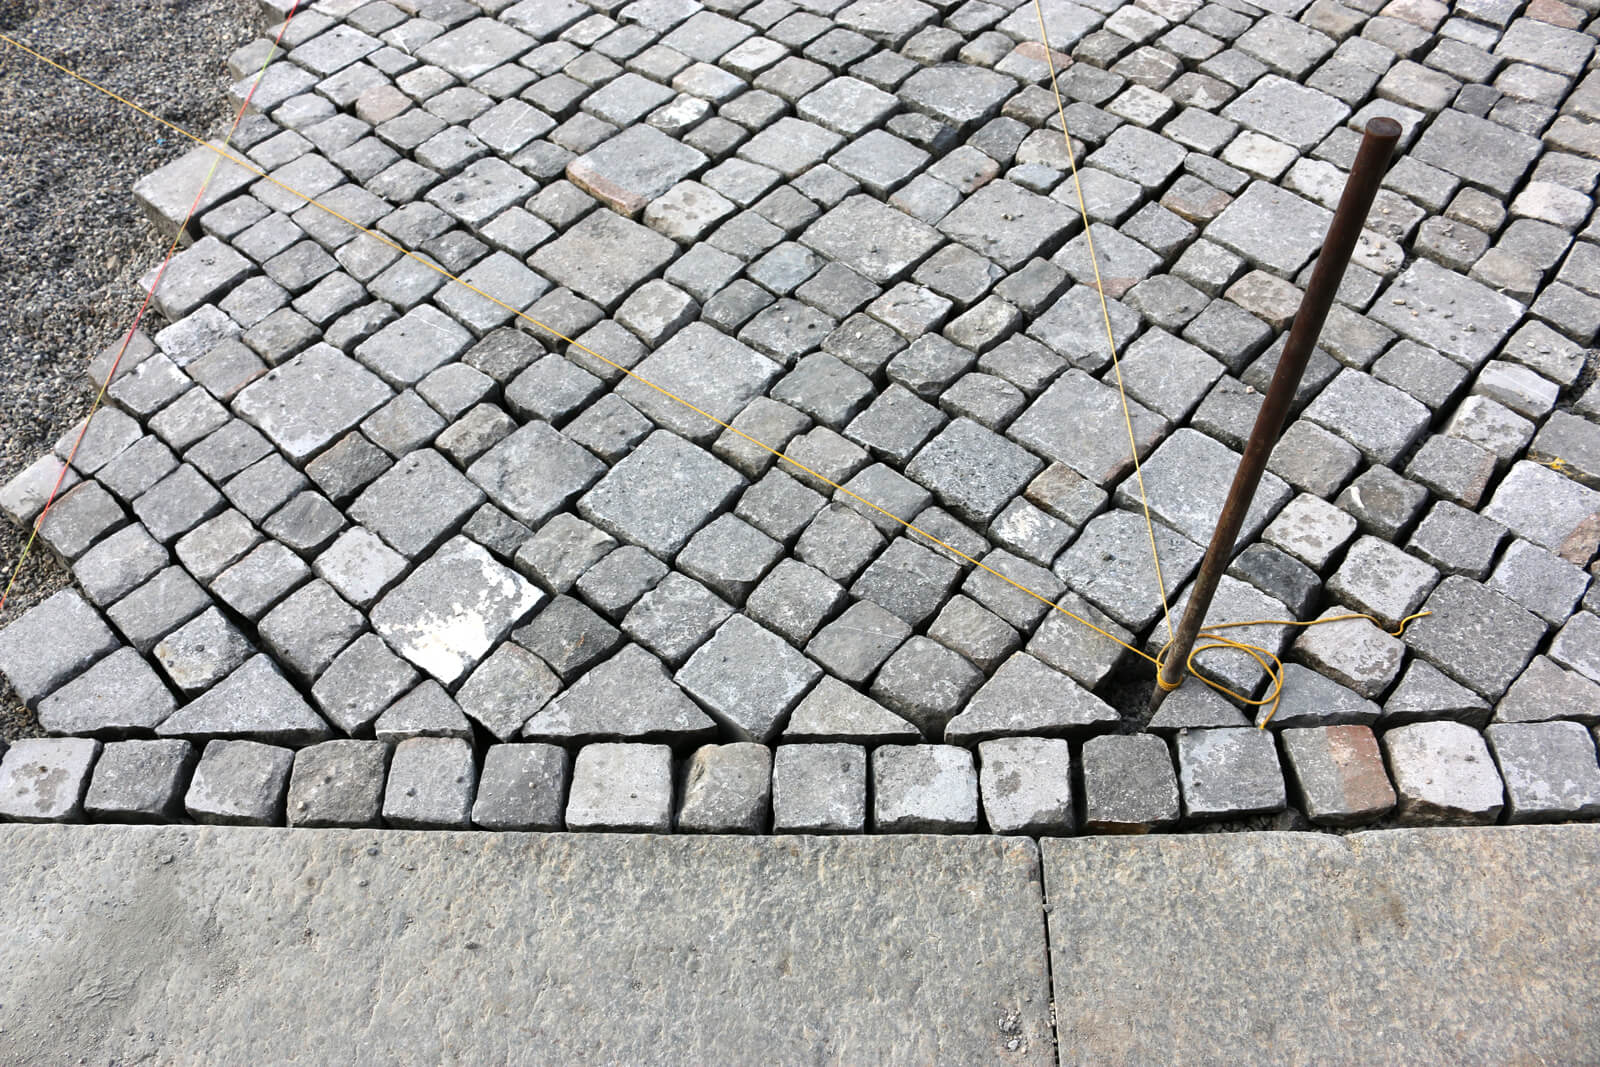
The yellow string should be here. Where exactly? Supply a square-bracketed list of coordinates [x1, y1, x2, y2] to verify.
[1027, 0, 1426, 726]
[1155, 611, 1431, 725]
[1030, 3, 1174, 638]
[1, 26, 1429, 731]
[0, 29, 1154, 671]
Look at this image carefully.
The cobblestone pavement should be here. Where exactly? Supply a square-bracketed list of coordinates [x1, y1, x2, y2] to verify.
[1, 0, 1598, 836]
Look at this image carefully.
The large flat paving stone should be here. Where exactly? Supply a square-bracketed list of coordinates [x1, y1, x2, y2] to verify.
[0, 827, 1054, 1064]
[414, 17, 535, 81]
[567, 125, 707, 217]
[530, 210, 678, 311]
[1204, 181, 1334, 276]
[616, 323, 783, 445]
[0, 590, 119, 708]
[578, 430, 747, 558]
[1410, 109, 1543, 198]
[800, 195, 943, 285]
[1045, 826, 1600, 1065]
[1370, 260, 1525, 370]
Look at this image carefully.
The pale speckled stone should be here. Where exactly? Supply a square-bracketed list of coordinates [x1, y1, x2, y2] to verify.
[0, 826, 1052, 1063]
[1383, 720, 1504, 825]
[1045, 826, 1600, 1064]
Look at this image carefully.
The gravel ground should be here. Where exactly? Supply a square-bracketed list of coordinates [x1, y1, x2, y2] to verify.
[0, 0, 258, 740]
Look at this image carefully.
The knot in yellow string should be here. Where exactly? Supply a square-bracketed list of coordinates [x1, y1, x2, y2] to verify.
[1154, 610, 1432, 727]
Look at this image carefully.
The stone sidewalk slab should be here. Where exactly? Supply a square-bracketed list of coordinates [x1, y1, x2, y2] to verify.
[1044, 826, 1600, 1065]
[0, 826, 1053, 1064]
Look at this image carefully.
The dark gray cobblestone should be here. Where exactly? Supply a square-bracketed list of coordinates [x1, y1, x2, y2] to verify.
[4, 0, 1600, 837]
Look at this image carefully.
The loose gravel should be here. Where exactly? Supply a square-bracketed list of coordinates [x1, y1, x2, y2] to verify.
[0, 0, 257, 740]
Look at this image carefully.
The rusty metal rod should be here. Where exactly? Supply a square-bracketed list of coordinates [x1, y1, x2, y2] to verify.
[1148, 116, 1403, 714]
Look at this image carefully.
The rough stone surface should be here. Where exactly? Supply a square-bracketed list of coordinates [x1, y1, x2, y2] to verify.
[0, 826, 1053, 1062]
[0, 591, 119, 708]
[36, 647, 177, 737]
[676, 743, 771, 834]
[565, 743, 673, 833]
[522, 644, 715, 744]
[1404, 577, 1547, 701]
[467, 422, 606, 529]
[185, 740, 293, 827]
[872, 745, 979, 833]
[471, 744, 570, 832]
[157, 656, 332, 747]
[234, 346, 393, 465]
[579, 431, 746, 558]
[371, 536, 543, 686]
[945, 653, 1117, 745]
[1081, 734, 1181, 833]
[0, 738, 100, 822]
[568, 125, 707, 217]
[1487, 722, 1600, 824]
[383, 737, 476, 830]
[617, 324, 783, 445]
[1281, 726, 1396, 826]
[677, 616, 821, 743]
[454, 643, 561, 741]
[977, 737, 1074, 837]
[771, 742, 867, 834]
[1383, 721, 1504, 825]
[1177, 728, 1287, 820]
[1045, 827, 1600, 1064]
[83, 739, 195, 823]
[286, 741, 387, 829]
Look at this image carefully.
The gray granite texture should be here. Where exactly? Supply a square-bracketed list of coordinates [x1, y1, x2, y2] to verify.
[0, 826, 1054, 1062]
[0, 825, 1596, 1063]
[1046, 827, 1600, 1064]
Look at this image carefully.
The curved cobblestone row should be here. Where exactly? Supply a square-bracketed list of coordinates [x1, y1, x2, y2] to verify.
[2, 0, 1599, 835]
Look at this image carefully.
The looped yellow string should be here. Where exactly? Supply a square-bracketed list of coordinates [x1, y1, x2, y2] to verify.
[1153, 611, 1432, 727]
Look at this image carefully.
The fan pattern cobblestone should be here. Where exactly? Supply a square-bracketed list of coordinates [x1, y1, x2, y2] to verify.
[3, 0, 1599, 835]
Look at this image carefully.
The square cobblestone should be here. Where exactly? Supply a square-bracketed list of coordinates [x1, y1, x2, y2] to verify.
[530, 209, 678, 310]
[384, 736, 476, 829]
[1081, 733, 1180, 833]
[185, 739, 293, 826]
[1177, 727, 1287, 821]
[371, 535, 544, 686]
[579, 430, 747, 558]
[1487, 721, 1600, 823]
[0, 738, 101, 822]
[0, 590, 119, 708]
[286, 740, 388, 828]
[771, 742, 866, 834]
[565, 742, 673, 833]
[472, 743, 569, 832]
[83, 739, 195, 823]
[677, 614, 821, 743]
[1383, 720, 1504, 825]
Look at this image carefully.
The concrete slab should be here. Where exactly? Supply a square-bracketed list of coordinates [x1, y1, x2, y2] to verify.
[1043, 827, 1600, 1065]
[0, 827, 1053, 1064]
